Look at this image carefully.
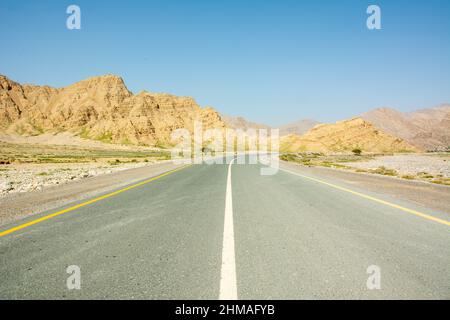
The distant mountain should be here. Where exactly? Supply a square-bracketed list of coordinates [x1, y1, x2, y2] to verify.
[2, 73, 445, 152]
[221, 115, 271, 131]
[280, 118, 419, 154]
[0, 74, 225, 146]
[279, 119, 320, 136]
[361, 105, 450, 151]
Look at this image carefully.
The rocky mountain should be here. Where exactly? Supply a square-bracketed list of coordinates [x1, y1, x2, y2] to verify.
[361, 105, 450, 151]
[279, 119, 320, 136]
[0, 74, 225, 146]
[280, 118, 420, 154]
[221, 115, 271, 131]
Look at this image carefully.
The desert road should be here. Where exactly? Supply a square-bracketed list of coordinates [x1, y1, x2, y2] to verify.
[0, 157, 449, 299]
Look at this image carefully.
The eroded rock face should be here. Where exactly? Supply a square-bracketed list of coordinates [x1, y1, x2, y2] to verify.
[280, 118, 420, 153]
[0, 74, 225, 146]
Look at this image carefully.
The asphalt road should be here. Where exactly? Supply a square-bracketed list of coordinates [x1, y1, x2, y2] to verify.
[0, 157, 449, 299]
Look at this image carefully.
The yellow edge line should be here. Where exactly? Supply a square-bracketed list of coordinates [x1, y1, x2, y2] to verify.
[280, 168, 450, 228]
[0, 164, 192, 237]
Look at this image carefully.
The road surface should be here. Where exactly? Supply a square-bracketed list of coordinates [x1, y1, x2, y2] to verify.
[0, 157, 449, 299]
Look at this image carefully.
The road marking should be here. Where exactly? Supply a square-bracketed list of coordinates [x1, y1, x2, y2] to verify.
[0, 165, 192, 238]
[219, 157, 238, 300]
[280, 167, 450, 228]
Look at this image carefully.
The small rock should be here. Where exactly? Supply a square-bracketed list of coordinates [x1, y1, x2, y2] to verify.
[0, 181, 14, 192]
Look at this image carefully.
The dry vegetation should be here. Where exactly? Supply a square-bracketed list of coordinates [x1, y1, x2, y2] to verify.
[0, 141, 170, 165]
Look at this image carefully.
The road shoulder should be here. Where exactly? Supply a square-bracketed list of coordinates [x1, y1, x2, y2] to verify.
[280, 160, 450, 216]
[0, 161, 183, 226]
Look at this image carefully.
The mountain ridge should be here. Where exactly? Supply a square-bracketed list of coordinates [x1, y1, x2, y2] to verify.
[221, 114, 271, 131]
[280, 117, 420, 153]
[279, 119, 320, 136]
[1, 74, 446, 153]
[0, 74, 225, 146]
[361, 104, 450, 151]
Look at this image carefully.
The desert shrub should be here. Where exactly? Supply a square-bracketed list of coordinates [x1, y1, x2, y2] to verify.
[417, 172, 434, 179]
[280, 154, 297, 162]
[109, 159, 121, 165]
[96, 132, 113, 143]
[371, 166, 397, 176]
[431, 178, 450, 186]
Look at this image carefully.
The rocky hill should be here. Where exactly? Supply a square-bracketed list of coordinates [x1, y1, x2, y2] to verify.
[280, 118, 420, 154]
[279, 119, 320, 136]
[0, 74, 225, 146]
[221, 115, 270, 131]
[361, 105, 450, 151]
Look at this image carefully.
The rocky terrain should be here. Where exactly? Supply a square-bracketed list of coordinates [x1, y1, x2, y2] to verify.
[280, 118, 420, 153]
[0, 74, 225, 146]
[361, 105, 450, 151]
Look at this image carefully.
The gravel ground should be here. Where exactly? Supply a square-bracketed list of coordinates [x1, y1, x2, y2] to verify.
[346, 154, 450, 178]
[0, 160, 163, 196]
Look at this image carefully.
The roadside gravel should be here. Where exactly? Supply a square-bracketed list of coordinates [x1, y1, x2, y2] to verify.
[0, 161, 183, 226]
[346, 154, 450, 178]
[0, 161, 161, 196]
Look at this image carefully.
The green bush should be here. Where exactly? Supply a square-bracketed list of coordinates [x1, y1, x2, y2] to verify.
[352, 148, 362, 155]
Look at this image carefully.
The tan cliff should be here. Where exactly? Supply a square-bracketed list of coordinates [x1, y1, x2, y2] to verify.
[0, 74, 225, 146]
[280, 118, 420, 154]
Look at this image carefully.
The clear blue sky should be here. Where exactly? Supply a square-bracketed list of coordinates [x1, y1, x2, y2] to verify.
[1, 0, 449, 125]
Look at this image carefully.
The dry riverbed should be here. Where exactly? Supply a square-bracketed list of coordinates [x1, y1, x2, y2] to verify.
[280, 153, 450, 186]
